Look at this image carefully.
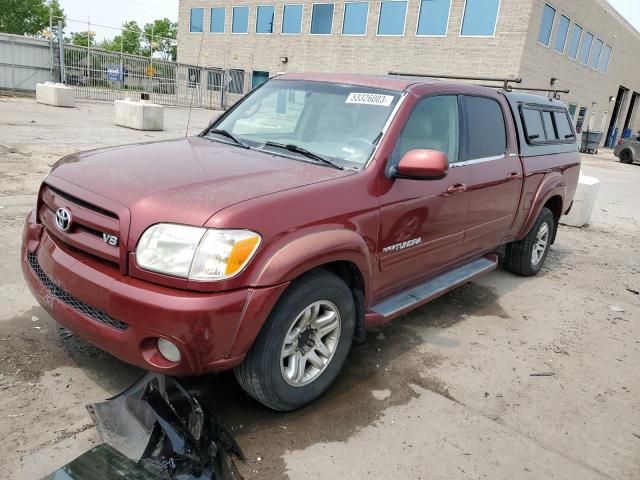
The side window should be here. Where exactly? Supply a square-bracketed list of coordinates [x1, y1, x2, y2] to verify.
[522, 108, 545, 141]
[554, 111, 575, 140]
[522, 107, 575, 144]
[541, 110, 557, 140]
[463, 96, 507, 160]
[394, 95, 459, 164]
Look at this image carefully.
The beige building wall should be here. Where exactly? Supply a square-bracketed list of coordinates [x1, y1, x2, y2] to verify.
[520, 0, 640, 136]
[177, 0, 534, 79]
[177, 0, 640, 139]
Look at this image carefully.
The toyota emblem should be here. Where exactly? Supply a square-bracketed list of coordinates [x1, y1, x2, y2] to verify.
[55, 208, 72, 232]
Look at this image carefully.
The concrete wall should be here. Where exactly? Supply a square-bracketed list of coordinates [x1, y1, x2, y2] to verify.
[177, 0, 534, 80]
[519, 0, 640, 136]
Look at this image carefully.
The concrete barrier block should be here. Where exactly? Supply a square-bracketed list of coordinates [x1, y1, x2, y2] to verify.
[560, 173, 600, 228]
[114, 99, 164, 131]
[36, 82, 75, 108]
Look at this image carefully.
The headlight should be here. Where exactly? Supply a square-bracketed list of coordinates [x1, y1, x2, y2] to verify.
[136, 224, 261, 280]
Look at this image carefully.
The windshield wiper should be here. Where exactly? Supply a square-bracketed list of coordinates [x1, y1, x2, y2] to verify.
[207, 128, 250, 149]
[263, 142, 344, 170]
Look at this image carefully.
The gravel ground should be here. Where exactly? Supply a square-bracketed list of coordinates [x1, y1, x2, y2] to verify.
[0, 96, 638, 480]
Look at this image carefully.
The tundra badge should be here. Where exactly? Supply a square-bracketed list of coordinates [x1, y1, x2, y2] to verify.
[383, 238, 422, 253]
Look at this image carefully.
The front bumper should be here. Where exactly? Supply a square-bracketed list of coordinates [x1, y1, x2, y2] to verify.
[21, 210, 288, 376]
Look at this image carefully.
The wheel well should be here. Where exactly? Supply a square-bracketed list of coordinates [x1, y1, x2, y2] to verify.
[544, 195, 563, 243]
[314, 261, 367, 343]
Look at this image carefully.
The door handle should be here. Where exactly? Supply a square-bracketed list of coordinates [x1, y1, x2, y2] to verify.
[446, 183, 467, 194]
[507, 171, 520, 180]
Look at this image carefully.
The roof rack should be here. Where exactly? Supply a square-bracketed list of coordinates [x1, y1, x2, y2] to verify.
[387, 71, 570, 97]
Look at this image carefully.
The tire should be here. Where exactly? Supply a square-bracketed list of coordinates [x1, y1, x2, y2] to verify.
[504, 207, 555, 277]
[620, 149, 633, 164]
[234, 269, 355, 411]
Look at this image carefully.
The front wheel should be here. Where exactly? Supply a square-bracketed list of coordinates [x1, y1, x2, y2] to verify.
[235, 270, 355, 411]
[504, 207, 555, 277]
[620, 149, 633, 164]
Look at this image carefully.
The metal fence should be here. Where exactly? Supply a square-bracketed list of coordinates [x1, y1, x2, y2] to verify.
[0, 33, 52, 91]
[0, 31, 249, 110]
[53, 42, 247, 109]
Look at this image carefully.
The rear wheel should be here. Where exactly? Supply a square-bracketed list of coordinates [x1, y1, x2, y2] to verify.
[504, 207, 555, 277]
[620, 149, 633, 164]
[235, 270, 355, 411]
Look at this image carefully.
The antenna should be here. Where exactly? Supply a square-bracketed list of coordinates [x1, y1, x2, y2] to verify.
[185, 31, 207, 137]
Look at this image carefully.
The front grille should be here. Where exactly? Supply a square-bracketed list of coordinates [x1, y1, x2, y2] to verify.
[27, 251, 129, 332]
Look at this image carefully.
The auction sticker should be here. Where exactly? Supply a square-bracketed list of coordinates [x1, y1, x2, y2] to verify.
[346, 92, 394, 107]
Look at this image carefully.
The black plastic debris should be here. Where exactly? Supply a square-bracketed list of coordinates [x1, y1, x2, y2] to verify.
[44, 373, 244, 480]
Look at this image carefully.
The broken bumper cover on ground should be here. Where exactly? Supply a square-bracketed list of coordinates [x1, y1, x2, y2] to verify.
[44, 373, 245, 480]
[21, 210, 288, 376]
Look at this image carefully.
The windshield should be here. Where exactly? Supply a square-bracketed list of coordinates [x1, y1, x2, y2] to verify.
[208, 79, 401, 169]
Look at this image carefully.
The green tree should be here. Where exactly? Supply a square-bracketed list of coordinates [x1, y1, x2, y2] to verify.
[143, 18, 177, 61]
[0, 0, 64, 36]
[99, 21, 142, 56]
[65, 30, 96, 47]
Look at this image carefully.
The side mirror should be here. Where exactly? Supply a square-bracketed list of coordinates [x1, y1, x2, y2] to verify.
[393, 149, 449, 180]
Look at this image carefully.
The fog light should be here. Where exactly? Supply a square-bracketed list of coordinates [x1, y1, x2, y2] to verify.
[157, 338, 181, 362]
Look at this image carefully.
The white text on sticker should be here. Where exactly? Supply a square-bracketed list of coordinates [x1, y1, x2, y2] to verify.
[346, 93, 394, 107]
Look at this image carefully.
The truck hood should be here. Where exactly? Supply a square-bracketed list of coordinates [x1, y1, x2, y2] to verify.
[50, 137, 352, 230]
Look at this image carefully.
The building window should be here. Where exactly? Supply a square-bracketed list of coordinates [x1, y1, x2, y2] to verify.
[460, 0, 500, 36]
[232, 6, 249, 33]
[377, 1, 407, 36]
[190, 8, 204, 33]
[567, 23, 582, 59]
[252, 70, 270, 89]
[229, 69, 245, 94]
[210, 7, 225, 33]
[416, 0, 451, 36]
[188, 68, 201, 88]
[208, 69, 223, 91]
[579, 31, 594, 64]
[554, 15, 570, 53]
[256, 5, 275, 33]
[537, 4, 555, 46]
[568, 103, 577, 119]
[598, 44, 612, 73]
[589, 38, 604, 69]
[310, 3, 334, 34]
[342, 2, 369, 36]
[282, 4, 303, 34]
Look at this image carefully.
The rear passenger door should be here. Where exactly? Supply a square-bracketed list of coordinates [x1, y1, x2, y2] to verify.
[458, 94, 522, 257]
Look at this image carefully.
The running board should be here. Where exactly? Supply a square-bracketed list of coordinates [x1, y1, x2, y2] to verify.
[366, 254, 498, 325]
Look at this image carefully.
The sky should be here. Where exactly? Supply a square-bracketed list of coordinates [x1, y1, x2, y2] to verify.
[57, 0, 179, 41]
[57, 0, 640, 42]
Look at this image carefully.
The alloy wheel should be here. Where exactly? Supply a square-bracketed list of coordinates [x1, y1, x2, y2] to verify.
[280, 300, 341, 387]
[531, 221, 550, 266]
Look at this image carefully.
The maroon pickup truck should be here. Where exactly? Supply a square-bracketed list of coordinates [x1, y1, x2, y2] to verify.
[22, 73, 580, 410]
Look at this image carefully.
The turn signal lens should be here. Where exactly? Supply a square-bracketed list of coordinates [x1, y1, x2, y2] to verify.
[225, 236, 261, 275]
[189, 229, 261, 280]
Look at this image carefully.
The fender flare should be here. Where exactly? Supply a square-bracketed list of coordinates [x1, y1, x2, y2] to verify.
[251, 229, 373, 302]
[516, 171, 565, 240]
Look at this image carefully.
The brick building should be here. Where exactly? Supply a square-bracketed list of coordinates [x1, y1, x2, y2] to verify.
[177, 0, 640, 145]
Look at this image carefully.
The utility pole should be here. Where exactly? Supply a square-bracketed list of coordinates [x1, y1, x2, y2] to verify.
[87, 16, 91, 86]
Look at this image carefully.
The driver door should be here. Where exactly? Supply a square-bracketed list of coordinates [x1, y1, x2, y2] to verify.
[375, 95, 470, 300]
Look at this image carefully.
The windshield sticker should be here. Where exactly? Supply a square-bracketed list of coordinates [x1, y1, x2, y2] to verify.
[346, 93, 394, 107]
